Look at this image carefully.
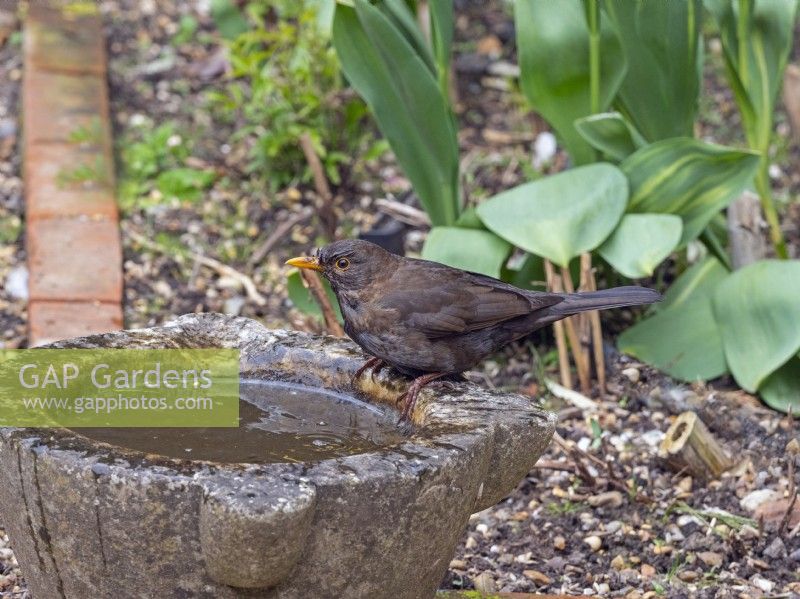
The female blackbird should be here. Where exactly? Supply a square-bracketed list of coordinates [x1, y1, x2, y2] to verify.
[287, 239, 660, 420]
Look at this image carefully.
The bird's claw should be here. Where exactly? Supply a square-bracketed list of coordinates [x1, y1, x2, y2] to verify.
[351, 357, 385, 387]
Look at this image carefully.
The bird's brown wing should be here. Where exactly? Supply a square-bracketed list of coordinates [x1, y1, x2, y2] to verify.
[378, 266, 563, 339]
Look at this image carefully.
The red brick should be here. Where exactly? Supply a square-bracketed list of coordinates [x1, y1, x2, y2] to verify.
[23, 70, 110, 148]
[28, 300, 123, 347]
[27, 217, 122, 303]
[24, 144, 117, 220]
[25, 4, 105, 75]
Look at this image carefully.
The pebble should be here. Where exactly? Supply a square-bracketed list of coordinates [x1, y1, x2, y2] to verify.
[553, 535, 566, 551]
[523, 569, 552, 585]
[605, 520, 622, 534]
[223, 295, 246, 316]
[762, 537, 787, 559]
[475, 523, 489, 536]
[4, 265, 28, 300]
[751, 574, 775, 593]
[532, 131, 557, 168]
[789, 547, 800, 562]
[621, 367, 640, 383]
[697, 551, 723, 568]
[449, 559, 467, 570]
[583, 535, 602, 552]
[588, 491, 623, 509]
[740, 489, 777, 512]
[611, 554, 626, 570]
[678, 570, 699, 582]
[640, 564, 656, 579]
[639, 429, 665, 448]
[464, 536, 478, 550]
[595, 582, 610, 594]
[472, 572, 497, 594]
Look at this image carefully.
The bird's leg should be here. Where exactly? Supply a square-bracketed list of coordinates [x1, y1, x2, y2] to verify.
[396, 372, 448, 422]
[352, 356, 385, 385]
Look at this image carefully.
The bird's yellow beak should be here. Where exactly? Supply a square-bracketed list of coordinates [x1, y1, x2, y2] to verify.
[285, 256, 323, 272]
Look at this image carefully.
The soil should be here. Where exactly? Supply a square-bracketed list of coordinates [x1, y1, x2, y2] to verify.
[1, 1, 800, 598]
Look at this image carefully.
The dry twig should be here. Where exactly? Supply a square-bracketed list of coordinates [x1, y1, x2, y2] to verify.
[247, 207, 313, 268]
[299, 132, 336, 239]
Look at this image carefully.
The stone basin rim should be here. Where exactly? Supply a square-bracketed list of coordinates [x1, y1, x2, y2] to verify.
[4, 314, 556, 477]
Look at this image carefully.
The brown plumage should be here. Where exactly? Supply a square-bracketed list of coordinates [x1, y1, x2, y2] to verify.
[287, 239, 660, 419]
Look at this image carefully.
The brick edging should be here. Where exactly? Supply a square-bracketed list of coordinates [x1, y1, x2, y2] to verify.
[23, 3, 122, 346]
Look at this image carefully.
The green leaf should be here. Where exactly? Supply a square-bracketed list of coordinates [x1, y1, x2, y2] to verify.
[574, 112, 647, 161]
[621, 138, 760, 244]
[333, 0, 460, 226]
[477, 163, 628, 268]
[598, 214, 682, 279]
[286, 270, 343, 323]
[428, 0, 454, 100]
[712, 260, 800, 392]
[514, 0, 627, 164]
[502, 253, 545, 291]
[421, 227, 511, 278]
[705, 0, 799, 149]
[155, 168, 215, 201]
[618, 256, 729, 381]
[211, 0, 249, 40]
[605, 0, 703, 141]
[759, 356, 800, 413]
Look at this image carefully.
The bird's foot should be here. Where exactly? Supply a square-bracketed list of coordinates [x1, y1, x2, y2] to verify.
[351, 357, 385, 386]
[396, 372, 447, 423]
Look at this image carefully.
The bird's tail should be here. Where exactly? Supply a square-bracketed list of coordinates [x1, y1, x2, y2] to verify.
[551, 286, 662, 317]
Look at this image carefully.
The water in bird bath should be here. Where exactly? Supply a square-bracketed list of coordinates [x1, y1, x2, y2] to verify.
[72, 380, 405, 463]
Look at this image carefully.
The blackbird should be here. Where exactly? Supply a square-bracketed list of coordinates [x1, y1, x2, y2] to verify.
[287, 239, 660, 420]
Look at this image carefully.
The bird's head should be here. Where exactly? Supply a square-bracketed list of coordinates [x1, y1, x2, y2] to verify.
[286, 239, 397, 293]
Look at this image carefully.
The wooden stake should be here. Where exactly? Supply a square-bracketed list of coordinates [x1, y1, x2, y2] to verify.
[299, 270, 345, 338]
[299, 132, 337, 240]
[659, 412, 733, 480]
[560, 264, 591, 395]
[544, 259, 572, 389]
[585, 255, 606, 397]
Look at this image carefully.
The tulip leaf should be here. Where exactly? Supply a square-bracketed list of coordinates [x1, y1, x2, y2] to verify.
[605, 0, 703, 141]
[598, 214, 682, 279]
[621, 138, 760, 244]
[618, 257, 729, 381]
[477, 163, 628, 268]
[333, 0, 459, 226]
[422, 227, 511, 279]
[514, 0, 626, 164]
[712, 260, 800, 392]
[759, 356, 800, 413]
[574, 112, 647, 162]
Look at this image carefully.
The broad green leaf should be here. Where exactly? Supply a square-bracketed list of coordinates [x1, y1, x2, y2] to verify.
[712, 260, 800, 392]
[705, 0, 799, 150]
[621, 138, 760, 244]
[618, 257, 729, 381]
[759, 356, 800, 413]
[657, 255, 730, 312]
[574, 112, 647, 161]
[454, 206, 485, 230]
[477, 163, 627, 268]
[598, 214, 682, 278]
[514, 0, 626, 164]
[605, 0, 702, 141]
[287, 270, 343, 323]
[333, 0, 459, 226]
[378, 0, 436, 75]
[211, 0, 249, 40]
[421, 227, 511, 278]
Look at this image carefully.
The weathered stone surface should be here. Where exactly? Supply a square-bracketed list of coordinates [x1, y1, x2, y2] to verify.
[0, 314, 556, 599]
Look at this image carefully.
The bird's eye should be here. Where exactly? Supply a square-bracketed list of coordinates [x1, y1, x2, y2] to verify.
[335, 257, 350, 270]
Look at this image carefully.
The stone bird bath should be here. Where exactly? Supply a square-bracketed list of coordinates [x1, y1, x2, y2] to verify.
[0, 314, 555, 598]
